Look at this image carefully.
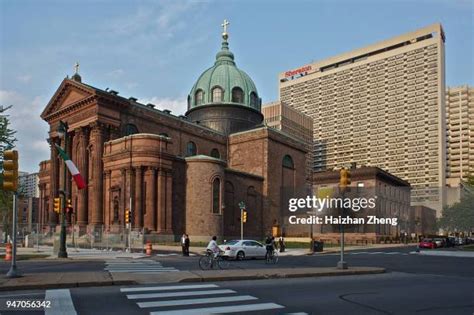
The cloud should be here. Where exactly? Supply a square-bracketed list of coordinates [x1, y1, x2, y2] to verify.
[106, 69, 125, 78]
[104, 1, 208, 43]
[0, 90, 49, 173]
[140, 96, 187, 115]
[17, 74, 32, 83]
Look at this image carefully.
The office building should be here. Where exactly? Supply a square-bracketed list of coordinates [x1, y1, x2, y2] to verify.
[446, 85, 474, 185]
[279, 24, 446, 213]
[19, 172, 40, 198]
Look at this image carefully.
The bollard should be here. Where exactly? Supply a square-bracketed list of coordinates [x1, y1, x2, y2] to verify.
[146, 242, 152, 256]
[5, 243, 12, 261]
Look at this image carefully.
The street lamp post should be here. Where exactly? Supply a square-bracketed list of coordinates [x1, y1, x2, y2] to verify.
[57, 121, 69, 258]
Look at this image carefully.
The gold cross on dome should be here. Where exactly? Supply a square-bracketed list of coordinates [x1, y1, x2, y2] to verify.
[74, 62, 80, 74]
[221, 19, 229, 34]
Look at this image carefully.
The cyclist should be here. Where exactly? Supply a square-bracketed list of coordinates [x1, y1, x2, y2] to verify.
[206, 236, 221, 258]
[265, 235, 276, 260]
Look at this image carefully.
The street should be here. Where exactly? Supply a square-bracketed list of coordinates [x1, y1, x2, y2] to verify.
[0, 271, 472, 314]
[0, 246, 473, 314]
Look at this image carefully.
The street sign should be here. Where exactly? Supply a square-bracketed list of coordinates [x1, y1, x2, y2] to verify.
[238, 201, 246, 210]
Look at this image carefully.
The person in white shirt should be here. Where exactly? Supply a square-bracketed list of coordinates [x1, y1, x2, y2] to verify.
[181, 234, 186, 256]
[206, 236, 220, 258]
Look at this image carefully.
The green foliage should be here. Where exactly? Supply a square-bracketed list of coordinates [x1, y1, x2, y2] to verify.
[0, 105, 17, 240]
[438, 191, 474, 233]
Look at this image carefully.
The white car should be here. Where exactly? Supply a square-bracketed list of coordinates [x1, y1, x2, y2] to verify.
[219, 239, 267, 260]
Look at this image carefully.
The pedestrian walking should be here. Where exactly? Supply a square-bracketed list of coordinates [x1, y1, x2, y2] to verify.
[279, 236, 285, 253]
[181, 234, 186, 256]
[184, 234, 190, 256]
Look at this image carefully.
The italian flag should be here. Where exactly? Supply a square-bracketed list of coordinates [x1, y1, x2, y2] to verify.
[55, 144, 86, 190]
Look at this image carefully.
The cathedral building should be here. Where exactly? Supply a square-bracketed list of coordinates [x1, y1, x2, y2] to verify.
[37, 24, 308, 241]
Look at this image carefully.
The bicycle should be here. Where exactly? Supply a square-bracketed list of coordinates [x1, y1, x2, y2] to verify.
[199, 250, 230, 270]
[265, 248, 279, 264]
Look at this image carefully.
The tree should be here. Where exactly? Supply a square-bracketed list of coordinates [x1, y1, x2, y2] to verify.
[437, 177, 474, 234]
[0, 105, 17, 242]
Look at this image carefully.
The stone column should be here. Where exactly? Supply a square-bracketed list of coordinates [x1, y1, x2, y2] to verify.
[156, 170, 166, 233]
[144, 167, 156, 232]
[77, 128, 89, 231]
[90, 123, 106, 227]
[165, 171, 173, 233]
[104, 170, 112, 227]
[134, 167, 143, 229]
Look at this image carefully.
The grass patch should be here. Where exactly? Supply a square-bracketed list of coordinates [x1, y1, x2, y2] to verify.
[0, 254, 50, 261]
[461, 244, 474, 251]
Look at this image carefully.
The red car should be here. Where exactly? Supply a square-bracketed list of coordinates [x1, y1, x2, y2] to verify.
[419, 238, 437, 249]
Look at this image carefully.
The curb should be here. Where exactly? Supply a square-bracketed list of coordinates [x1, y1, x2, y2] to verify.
[0, 280, 137, 292]
[179, 268, 386, 283]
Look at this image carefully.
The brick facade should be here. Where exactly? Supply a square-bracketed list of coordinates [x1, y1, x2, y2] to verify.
[38, 77, 308, 241]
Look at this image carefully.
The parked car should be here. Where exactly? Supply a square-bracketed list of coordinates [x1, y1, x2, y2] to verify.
[419, 238, 437, 249]
[219, 239, 267, 260]
[446, 237, 456, 247]
[433, 238, 445, 248]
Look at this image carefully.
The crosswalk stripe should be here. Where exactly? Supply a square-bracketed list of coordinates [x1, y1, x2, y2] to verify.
[121, 284, 219, 293]
[127, 289, 236, 300]
[138, 295, 258, 308]
[386, 252, 401, 254]
[285, 313, 309, 315]
[368, 252, 384, 254]
[108, 270, 178, 272]
[149, 303, 285, 315]
[45, 289, 77, 315]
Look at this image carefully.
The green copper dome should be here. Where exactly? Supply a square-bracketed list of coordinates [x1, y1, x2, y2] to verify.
[187, 32, 261, 112]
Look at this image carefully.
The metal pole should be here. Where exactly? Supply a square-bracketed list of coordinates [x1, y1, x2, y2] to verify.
[240, 208, 243, 240]
[129, 197, 132, 252]
[58, 130, 68, 258]
[36, 223, 40, 252]
[337, 189, 348, 269]
[7, 193, 21, 278]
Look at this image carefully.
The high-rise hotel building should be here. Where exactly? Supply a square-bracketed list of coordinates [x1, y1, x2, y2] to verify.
[279, 24, 446, 213]
[446, 85, 474, 185]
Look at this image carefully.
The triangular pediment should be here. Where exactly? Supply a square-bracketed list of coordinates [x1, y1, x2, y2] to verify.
[41, 79, 96, 121]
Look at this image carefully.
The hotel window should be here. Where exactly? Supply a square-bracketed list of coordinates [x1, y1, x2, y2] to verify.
[195, 90, 204, 105]
[212, 86, 223, 102]
[232, 87, 244, 103]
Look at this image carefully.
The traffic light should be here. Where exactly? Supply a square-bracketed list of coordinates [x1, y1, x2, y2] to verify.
[54, 198, 61, 213]
[2, 150, 19, 191]
[242, 210, 247, 223]
[125, 209, 130, 224]
[339, 168, 351, 188]
[66, 199, 73, 213]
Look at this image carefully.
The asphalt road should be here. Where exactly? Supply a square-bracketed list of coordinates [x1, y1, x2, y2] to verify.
[1, 246, 473, 279]
[0, 272, 472, 315]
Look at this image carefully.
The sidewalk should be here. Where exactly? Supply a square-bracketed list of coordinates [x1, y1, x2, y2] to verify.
[412, 249, 474, 258]
[0, 266, 385, 291]
[11, 245, 148, 260]
[8, 242, 416, 260]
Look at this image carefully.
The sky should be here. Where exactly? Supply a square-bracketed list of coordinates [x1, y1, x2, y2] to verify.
[0, 0, 473, 173]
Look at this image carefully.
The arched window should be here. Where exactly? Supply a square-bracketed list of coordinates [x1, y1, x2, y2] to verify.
[210, 148, 220, 159]
[231, 87, 244, 103]
[282, 155, 294, 169]
[250, 92, 259, 107]
[186, 141, 197, 156]
[195, 89, 204, 105]
[124, 124, 139, 136]
[212, 178, 221, 214]
[211, 86, 223, 102]
[187, 95, 191, 107]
